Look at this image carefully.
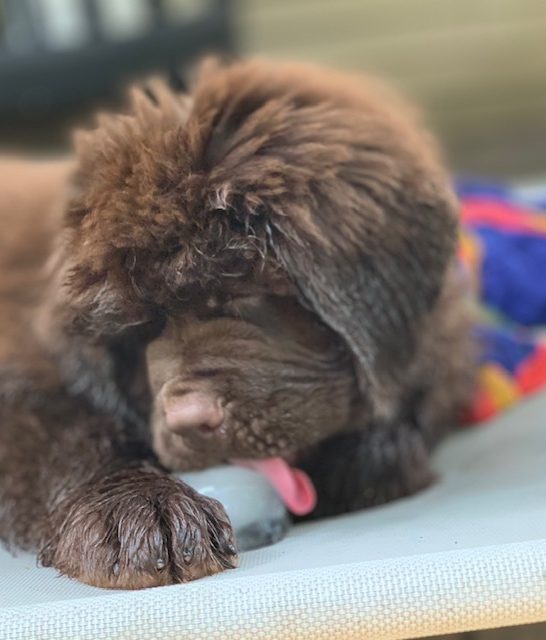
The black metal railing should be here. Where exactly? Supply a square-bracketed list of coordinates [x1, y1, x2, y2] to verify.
[0, 0, 235, 119]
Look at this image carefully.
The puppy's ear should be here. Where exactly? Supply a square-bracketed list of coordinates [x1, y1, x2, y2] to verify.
[263, 169, 458, 414]
[53, 80, 193, 338]
[192, 60, 460, 413]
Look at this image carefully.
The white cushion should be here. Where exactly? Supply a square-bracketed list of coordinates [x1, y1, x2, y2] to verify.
[2, 393, 546, 639]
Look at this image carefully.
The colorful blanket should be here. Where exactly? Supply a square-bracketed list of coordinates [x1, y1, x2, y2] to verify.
[458, 180, 546, 423]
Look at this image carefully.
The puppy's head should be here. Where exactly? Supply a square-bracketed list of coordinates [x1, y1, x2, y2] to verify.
[58, 59, 459, 468]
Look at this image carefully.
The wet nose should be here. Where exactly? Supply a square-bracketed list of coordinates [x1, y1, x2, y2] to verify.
[163, 391, 225, 435]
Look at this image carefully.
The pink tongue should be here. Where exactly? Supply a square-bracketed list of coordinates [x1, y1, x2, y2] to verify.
[231, 457, 317, 516]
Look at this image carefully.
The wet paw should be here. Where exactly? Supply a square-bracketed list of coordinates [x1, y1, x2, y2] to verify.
[39, 466, 237, 589]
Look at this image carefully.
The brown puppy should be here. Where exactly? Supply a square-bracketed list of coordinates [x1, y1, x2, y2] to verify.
[0, 59, 476, 589]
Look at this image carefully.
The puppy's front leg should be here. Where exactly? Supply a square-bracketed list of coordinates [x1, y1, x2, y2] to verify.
[298, 422, 435, 519]
[0, 394, 237, 589]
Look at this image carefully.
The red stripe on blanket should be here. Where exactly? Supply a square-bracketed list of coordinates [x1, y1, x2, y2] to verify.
[462, 199, 546, 237]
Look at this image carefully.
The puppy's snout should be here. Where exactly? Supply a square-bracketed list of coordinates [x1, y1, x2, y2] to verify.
[163, 390, 225, 436]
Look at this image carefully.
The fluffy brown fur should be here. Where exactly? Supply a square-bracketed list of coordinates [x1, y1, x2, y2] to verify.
[0, 59, 476, 589]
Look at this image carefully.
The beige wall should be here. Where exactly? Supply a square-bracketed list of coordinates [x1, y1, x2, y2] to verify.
[236, 0, 546, 178]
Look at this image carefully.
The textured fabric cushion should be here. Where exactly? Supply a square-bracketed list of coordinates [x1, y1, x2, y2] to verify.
[2, 392, 546, 639]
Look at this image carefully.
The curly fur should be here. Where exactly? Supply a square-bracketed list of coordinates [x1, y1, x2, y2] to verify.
[0, 59, 476, 589]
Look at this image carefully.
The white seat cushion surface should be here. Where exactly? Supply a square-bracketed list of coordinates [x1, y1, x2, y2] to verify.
[1, 393, 546, 639]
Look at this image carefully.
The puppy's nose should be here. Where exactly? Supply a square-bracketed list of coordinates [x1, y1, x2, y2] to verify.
[163, 391, 225, 435]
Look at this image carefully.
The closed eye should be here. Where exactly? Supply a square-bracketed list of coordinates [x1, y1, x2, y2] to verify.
[191, 368, 222, 379]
